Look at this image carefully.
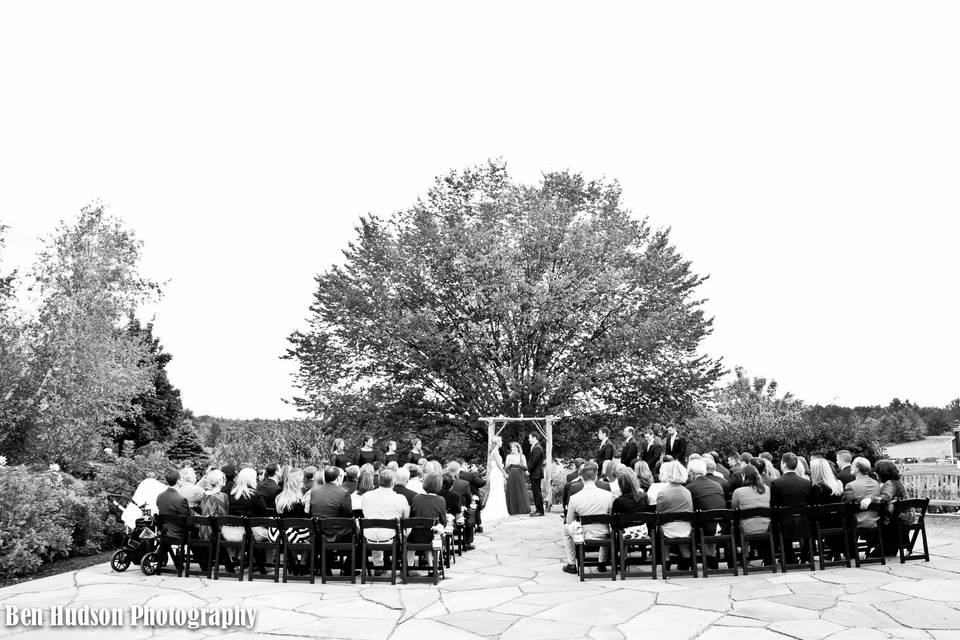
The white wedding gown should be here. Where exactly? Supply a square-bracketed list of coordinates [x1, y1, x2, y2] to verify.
[484, 451, 509, 521]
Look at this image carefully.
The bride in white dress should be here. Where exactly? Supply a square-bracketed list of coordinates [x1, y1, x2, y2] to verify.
[483, 436, 509, 521]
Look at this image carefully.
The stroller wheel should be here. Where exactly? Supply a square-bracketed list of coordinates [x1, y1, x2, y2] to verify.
[111, 549, 131, 572]
[140, 552, 160, 576]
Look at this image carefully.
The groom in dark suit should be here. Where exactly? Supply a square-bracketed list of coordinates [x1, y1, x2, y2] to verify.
[527, 433, 545, 517]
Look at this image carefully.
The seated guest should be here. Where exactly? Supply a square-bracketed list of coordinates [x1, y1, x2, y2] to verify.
[708, 451, 731, 479]
[724, 450, 744, 493]
[842, 457, 882, 528]
[198, 469, 233, 571]
[439, 472, 464, 517]
[562, 462, 584, 513]
[302, 466, 318, 493]
[406, 464, 426, 494]
[633, 460, 655, 491]
[177, 467, 204, 510]
[393, 467, 417, 506]
[758, 452, 781, 479]
[731, 464, 772, 565]
[352, 469, 376, 511]
[269, 468, 309, 541]
[342, 466, 360, 494]
[409, 472, 447, 567]
[688, 457, 728, 566]
[656, 460, 694, 569]
[361, 470, 411, 561]
[566, 458, 585, 483]
[702, 456, 732, 499]
[309, 466, 354, 574]
[810, 458, 843, 505]
[446, 461, 476, 550]
[796, 456, 810, 480]
[220, 463, 237, 496]
[456, 460, 487, 531]
[561, 462, 614, 575]
[770, 452, 813, 564]
[257, 463, 282, 512]
[750, 458, 772, 485]
[612, 470, 648, 514]
[228, 468, 269, 572]
[873, 460, 915, 555]
[835, 450, 855, 486]
[157, 468, 191, 566]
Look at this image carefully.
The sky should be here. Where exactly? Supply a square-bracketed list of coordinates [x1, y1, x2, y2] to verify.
[1, 2, 957, 419]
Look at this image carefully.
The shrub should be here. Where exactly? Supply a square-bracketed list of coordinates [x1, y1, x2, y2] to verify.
[0, 467, 96, 578]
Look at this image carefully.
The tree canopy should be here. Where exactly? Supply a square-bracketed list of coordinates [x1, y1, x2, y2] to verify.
[287, 163, 722, 456]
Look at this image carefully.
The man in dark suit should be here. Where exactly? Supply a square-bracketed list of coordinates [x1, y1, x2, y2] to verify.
[447, 462, 476, 550]
[663, 425, 687, 464]
[702, 456, 732, 499]
[256, 463, 282, 512]
[156, 468, 191, 568]
[341, 466, 360, 494]
[639, 431, 662, 470]
[527, 433, 545, 516]
[687, 459, 727, 567]
[458, 462, 486, 531]
[620, 426, 639, 471]
[597, 427, 614, 465]
[770, 452, 814, 564]
[835, 450, 855, 486]
[309, 466, 355, 573]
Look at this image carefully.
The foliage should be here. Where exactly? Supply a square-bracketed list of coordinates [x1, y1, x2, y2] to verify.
[165, 420, 207, 466]
[287, 162, 722, 461]
[115, 317, 183, 447]
[0, 467, 103, 578]
[86, 448, 173, 542]
[1, 205, 159, 470]
[210, 419, 327, 470]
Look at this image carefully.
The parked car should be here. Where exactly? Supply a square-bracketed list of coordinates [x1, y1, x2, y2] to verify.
[903, 457, 920, 464]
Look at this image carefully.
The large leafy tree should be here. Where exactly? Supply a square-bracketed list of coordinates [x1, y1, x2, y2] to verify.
[287, 163, 722, 457]
[6, 205, 159, 468]
[115, 317, 184, 447]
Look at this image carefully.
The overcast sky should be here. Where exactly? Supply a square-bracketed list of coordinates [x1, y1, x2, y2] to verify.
[1, 2, 957, 419]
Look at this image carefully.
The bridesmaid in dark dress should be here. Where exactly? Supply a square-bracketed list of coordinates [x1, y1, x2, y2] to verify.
[384, 440, 399, 466]
[408, 438, 425, 465]
[505, 442, 531, 515]
[330, 438, 351, 470]
[355, 435, 378, 467]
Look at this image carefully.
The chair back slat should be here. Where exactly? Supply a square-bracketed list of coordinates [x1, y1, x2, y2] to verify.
[579, 514, 615, 526]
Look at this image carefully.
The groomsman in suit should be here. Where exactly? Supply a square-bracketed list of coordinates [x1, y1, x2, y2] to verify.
[458, 461, 487, 531]
[597, 427, 614, 465]
[527, 433, 545, 516]
[620, 426, 639, 470]
[663, 425, 687, 464]
[640, 431, 662, 469]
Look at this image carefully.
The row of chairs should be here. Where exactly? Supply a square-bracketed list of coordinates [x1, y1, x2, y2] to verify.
[144, 514, 463, 585]
[575, 498, 930, 581]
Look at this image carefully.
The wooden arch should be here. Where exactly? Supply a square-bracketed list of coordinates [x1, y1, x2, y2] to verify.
[481, 415, 556, 509]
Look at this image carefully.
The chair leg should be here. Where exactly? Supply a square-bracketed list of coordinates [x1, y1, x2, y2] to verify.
[577, 544, 585, 582]
[610, 539, 617, 581]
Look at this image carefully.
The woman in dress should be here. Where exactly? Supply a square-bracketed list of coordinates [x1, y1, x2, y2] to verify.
[483, 436, 509, 521]
[505, 442, 531, 515]
[355, 435, 378, 467]
[331, 438, 351, 470]
[408, 439, 425, 465]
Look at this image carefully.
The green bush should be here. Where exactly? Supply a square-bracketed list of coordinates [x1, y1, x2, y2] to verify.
[0, 467, 95, 578]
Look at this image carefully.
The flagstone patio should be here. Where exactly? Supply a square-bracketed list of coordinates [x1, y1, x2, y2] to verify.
[2, 513, 960, 639]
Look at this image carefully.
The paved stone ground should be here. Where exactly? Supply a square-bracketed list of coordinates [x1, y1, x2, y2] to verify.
[2, 512, 960, 640]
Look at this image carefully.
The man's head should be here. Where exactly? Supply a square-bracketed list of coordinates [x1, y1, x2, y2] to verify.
[378, 469, 396, 489]
[221, 463, 237, 481]
[836, 450, 853, 467]
[781, 452, 799, 472]
[528, 433, 538, 446]
[581, 461, 599, 483]
[164, 468, 181, 486]
[623, 426, 635, 439]
[394, 466, 410, 485]
[446, 461, 461, 477]
[323, 466, 342, 484]
[725, 449, 740, 467]
[598, 427, 609, 442]
[345, 465, 360, 482]
[265, 463, 279, 479]
[407, 464, 421, 480]
[667, 425, 678, 437]
[412, 438, 422, 449]
[363, 435, 374, 448]
[387, 461, 399, 471]
[644, 431, 655, 443]
[704, 458, 717, 474]
[387, 440, 396, 452]
[852, 457, 872, 476]
[687, 458, 707, 478]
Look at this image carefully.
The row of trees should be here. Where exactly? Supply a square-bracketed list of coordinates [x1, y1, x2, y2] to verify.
[0, 207, 184, 471]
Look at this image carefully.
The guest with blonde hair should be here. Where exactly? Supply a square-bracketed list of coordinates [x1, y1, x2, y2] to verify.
[656, 460, 694, 568]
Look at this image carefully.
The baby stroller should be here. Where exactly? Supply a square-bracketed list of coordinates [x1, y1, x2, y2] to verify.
[107, 493, 159, 573]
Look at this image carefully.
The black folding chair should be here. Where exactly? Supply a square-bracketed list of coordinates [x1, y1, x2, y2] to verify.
[696, 509, 738, 577]
[358, 519, 401, 585]
[893, 498, 930, 563]
[615, 512, 657, 580]
[280, 517, 316, 583]
[812, 503, 854, 570]
[146, 514, 187, 577]
[657, 512, 698, 579]
[575, 514, 617, 581]
[246, 517, 282, 582]
[317, 517, 358, 584]
[183, 514, 217, 578]
[851, 506, 885, 567]
[401, 517, 442, 585]
[774, 506, 815, 572]
[736, 507, 777, 575]
[213, 515, 248, 581]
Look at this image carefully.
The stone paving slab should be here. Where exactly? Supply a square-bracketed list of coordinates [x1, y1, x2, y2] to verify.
[1, 512, 960, 639]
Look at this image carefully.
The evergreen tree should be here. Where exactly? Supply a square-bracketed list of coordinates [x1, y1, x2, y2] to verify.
[165, 421, 207, 465]
[116, 317, 183, 447]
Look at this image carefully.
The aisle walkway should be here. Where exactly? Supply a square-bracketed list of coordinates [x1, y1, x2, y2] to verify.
[2, 512, 960, 639]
